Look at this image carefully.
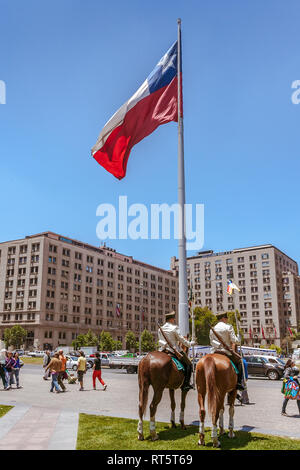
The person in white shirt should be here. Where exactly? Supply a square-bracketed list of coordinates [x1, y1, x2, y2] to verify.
[209, 312, 244, 391]
[158, 311, 195, 392]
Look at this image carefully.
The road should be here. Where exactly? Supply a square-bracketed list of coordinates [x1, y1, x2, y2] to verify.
[1, 364, 299, 439]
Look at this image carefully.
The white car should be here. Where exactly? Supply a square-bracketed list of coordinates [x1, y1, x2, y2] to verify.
[66, 355, 79, 371]
[66, 355, 92, 371]
[292, 349, 300, 369]
[28, 350, 45, 357]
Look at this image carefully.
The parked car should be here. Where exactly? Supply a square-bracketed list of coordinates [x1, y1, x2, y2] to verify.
[66, 355, 93, 371]
[66, 355, 79, 371]
[292, 349, 300, 369]
[27, 350, 45, 358]
[14, 349, 25, 356]
[100, 353, 113, 367]
[86, 353, 112, 368]
[244, 355, 285, 380]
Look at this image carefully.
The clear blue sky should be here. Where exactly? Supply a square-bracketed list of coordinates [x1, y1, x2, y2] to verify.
[1, 0, 300, 270]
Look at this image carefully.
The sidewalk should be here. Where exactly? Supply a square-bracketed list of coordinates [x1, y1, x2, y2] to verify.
[0, 404, 78, 450]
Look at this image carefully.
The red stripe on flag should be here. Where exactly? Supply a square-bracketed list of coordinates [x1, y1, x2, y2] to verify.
[93, 77, 178, 179]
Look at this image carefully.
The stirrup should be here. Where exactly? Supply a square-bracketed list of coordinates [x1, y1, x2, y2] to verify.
[181, 383, 193, 392]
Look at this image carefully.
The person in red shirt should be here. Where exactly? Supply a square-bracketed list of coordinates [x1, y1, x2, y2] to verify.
[92, 353, 107, 391]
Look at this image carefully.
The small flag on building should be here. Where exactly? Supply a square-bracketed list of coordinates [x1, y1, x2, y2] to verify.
[227, 280, 240, 295]
[261, 325, 265, 339]
[286, 320, 293, 337]
[116, 304, 121, 317]
[249, 325, 252, 339]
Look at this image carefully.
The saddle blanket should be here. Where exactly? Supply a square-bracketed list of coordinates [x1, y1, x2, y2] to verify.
[230, 360, 239, 375]
[172, 357, 185, 372]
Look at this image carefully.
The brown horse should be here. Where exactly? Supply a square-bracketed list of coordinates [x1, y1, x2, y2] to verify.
[137, 351, 189, 441]
[196, 353, 238, 448]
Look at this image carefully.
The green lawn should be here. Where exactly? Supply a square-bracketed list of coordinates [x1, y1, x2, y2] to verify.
[0, 405, 13, 418]
[77, 414, 300, 451]
[21, 357, 43, 365]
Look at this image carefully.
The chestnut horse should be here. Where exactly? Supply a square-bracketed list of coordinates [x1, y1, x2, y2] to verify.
[137, 351, 189, 441]
[196, 353, 238, 448]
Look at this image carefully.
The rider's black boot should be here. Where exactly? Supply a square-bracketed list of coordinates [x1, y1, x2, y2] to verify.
[181, 364, 193, 392]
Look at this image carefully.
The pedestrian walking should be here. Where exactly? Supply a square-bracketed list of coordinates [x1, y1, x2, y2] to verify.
[45, 352, 62, 393]
[58, 350, 67, 392]
[42, 350, 51, 380]
[0, 349, 8, 390]
[5, 352, 16, 389]
[281, 359, 300, 416]
[12, 352, 23, 389]
[92, 352, 107, 391]
[77, 351, 87, 391]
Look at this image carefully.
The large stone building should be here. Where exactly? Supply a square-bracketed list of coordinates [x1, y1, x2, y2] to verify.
[0, 232, 178, 350]
[171, 244, 299, 347]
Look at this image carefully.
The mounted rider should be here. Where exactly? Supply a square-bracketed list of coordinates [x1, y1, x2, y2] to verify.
[209, 312, 245, 391]
[158, 311, 195, 392]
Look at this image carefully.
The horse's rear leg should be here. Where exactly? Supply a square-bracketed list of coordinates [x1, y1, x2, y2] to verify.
[149, 388, 164, 441]
[169, 389, 176, 428]
[211, 398, 225, 448]
[138, 379, 149, 441]
[218, 407, 225, 436]
[227, 389, 237, 439]
[179, 390, 188, 430]
[197, 390, 206, 446]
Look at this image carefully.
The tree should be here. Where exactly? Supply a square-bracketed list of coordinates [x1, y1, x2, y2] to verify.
[113, 340, 123, 351]
[71, 334, 88, 350]
[269, 344, 282, 355]
[140, 329, 156, 352]
[191, 307, 217, 345]
[125, 331, 138, 352]
[4, 326, 27, 349]
[84, 330, 98, 347]
[282, 336, 293, 354]
[71, 330, 99, 350]
[99, 331, 115, 352]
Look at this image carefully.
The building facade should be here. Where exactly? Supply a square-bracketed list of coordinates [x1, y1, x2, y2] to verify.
[0, 232, 178, 350]
[171, 244, 299, 347]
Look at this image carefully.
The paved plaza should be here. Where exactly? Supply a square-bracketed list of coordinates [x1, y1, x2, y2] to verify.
[0, 365, 299, 449]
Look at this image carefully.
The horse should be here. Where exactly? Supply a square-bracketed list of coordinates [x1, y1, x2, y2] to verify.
[196, 353, 238, 448]
[137, 350, 189, 441]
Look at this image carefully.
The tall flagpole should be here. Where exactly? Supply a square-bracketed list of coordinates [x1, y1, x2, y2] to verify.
[177, 18, 189, 336]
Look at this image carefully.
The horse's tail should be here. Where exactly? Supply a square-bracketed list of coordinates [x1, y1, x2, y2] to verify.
[138, 358, 150, 419]
[203, 355, 220, 417]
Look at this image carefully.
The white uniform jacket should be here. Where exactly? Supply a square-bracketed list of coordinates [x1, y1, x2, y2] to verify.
[209, 321, 238, 356]
[158, 322, 191, 353]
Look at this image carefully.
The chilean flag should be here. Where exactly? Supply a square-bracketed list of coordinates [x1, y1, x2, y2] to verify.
[116, 304, 121, 317]
[92, 41, 179, 180]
